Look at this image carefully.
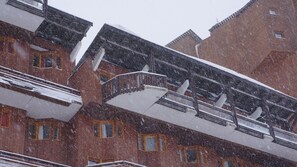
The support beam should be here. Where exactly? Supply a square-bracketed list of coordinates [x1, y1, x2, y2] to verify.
[188, 71, 199, 115]
[141, 64, 149, 72]
[248, 107, 263, 120]
[214, 93, 227, 108]
[177, 80, 189, 95]
[227, 87, 239, 128]
[92, 47, 105, 71]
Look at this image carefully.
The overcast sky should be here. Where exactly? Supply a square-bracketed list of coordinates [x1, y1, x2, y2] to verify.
[49, 0, 249, 60]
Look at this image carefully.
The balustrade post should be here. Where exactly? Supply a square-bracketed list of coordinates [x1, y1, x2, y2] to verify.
[262, 96, 276, 141]
[188, 71, 200, 115]
[226, 86, 239, 128]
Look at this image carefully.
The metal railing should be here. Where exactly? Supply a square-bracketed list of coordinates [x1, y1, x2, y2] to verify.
[162, 91, 297, 149]
[102, 71, 167, 102]
[0, 150, 70, 167]
[87, 160, 146, 167]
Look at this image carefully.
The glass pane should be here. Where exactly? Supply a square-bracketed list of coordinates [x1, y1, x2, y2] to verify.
[186, 148, 197, 163]
[33, 55, 40, 67]
[138, 135, 143, 150]
[53, 127, 59, 139]
[102, 123, 113, 138]
[159, 137, 164, 151]
[145, 136, 156, 151]
[28, 124, 36, 139]
[93, 124, 99, 137]
[56, 57, 61, 69]
[45, 56, 52, 67]
[43, 125, 50, 139]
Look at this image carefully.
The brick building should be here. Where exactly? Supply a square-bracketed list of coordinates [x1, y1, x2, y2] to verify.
[168, 0, 297, 99]
[1, 0, 297, 167]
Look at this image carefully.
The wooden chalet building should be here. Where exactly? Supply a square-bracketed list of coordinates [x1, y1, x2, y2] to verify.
[0, 0, 297, 167]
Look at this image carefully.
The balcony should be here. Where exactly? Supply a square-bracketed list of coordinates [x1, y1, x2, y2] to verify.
[0, 149, 70, 167]
[103, 71, 168, 113]
[87, 160, 146, 167]
[0, 65, 82, 122]
[102, 72, 297, 162]
[0, 0, 45, 32]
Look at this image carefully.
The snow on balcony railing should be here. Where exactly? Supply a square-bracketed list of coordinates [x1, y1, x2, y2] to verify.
[0, 150, 70, 167]
[0, 65, 81, 104]
[16, 0, 44, 10]
[162, 91, 297, 147]
[102, 71, 167, 102]
[274, 127, 297, 149]
[87, 160, 146, 167]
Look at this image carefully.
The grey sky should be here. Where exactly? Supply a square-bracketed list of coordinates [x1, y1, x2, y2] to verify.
[49, 0, 249, 60]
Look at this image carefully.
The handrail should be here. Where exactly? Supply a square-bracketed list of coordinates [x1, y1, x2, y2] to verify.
[0, 150, 70, 167]
[164, 91, 296, 145]
[102, 71, 167, 102]
[0, 65, 80, 95]
[87, 160, 146, 167]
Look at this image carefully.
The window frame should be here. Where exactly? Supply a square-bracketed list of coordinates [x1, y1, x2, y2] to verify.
[274, 31, 285, 39]
[28, 121, 61, 140]
[0, 37, 16, 54]
[144, 134, 158, 152]
[93, 120, 115, 139]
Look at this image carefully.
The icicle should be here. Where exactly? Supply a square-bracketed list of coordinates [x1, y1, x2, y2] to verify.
[177, 80, 189, 95]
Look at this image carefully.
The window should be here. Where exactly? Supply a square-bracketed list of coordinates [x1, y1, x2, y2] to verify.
[186, 147, 197, 163]
[274, 31, 284, 39]
[269, 9, 277, 15]
[116, 121, 124, 138]
[159, 135, 166, 151]
[100, 75, 109, 84]
[28, 124, 36, 139]
[38, 125, 50, 140]
[28, 121, 61, 140]
[44, 56, 53, 68]
[0, 108, 10, 128]
[93, 121, 115, 138]
[223, 160, 234, 167]
[138, 134, 144, 151]
[138, 134, 167, 152]
[144, 135, 157, 151]
[101, 122, 113, 138]
[53, 127, 60, 140]
[56, 57, 62, 69]
[33, 55, 40, 67]
[179, 146, 209, 164]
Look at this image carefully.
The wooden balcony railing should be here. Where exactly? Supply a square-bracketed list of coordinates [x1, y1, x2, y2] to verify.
[102, 71, 167, 102]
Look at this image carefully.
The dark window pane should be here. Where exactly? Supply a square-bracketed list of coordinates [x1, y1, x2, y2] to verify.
[43, 125, 50, 139]
[33, 55, 40, 67]
[56, 57, 61, 69]
[186, 148, 197, 163]
[93, 124, 99, 137]
[28, 124, 36, 139]
[45, 56, 52, 67]
[53, 127, 59, 139]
